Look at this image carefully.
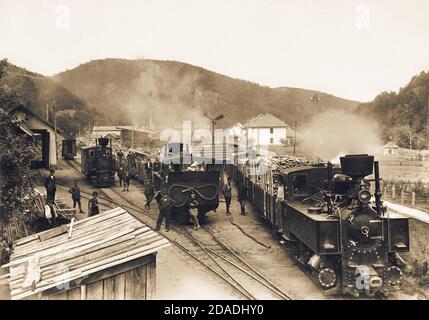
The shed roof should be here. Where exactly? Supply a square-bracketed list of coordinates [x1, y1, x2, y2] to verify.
[9, 105, 65, 134]
[384, 142, 399, 148]
[92, 126, 123, 131]
[2, 207, 170, 300]
[243, 113, 289, 128]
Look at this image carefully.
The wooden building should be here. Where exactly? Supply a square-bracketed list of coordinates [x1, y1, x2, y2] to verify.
[1, 207, 169, 300]
[9, 105, 64, 169]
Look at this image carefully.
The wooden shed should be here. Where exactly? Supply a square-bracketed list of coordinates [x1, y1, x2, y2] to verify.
[1, 207, 170, 300]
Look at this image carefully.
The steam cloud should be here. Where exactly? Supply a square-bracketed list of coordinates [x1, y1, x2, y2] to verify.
[299, 110, 382, 162]
[124, 61, 212, 131]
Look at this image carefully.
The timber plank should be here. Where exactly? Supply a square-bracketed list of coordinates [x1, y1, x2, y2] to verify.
[113, 273, 125, 300]
[86, 281, 103, 300]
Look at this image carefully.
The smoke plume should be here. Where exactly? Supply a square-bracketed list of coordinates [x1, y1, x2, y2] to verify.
[299, 110, 382, 162]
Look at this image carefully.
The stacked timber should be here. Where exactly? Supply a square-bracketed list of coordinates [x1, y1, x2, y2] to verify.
[1, 207, 170, 300]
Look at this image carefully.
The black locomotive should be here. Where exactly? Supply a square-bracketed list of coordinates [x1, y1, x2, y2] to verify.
[81, 137, 116, 187]
[227, 154, 409, 298]
[153, 143, 221, 223]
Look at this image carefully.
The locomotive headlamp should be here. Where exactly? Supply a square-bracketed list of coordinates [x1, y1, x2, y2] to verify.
[358, 189, 371, 203]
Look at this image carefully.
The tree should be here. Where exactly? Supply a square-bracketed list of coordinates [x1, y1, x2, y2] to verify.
[0, 59, 38, 260]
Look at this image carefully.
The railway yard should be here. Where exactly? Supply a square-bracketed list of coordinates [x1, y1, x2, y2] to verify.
[2, 147, 429, 301]
[55, 158, 324, 300]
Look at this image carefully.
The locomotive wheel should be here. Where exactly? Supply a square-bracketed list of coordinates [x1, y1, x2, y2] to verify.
[386, 266, 402, 287]
[318, 268, 337, 289]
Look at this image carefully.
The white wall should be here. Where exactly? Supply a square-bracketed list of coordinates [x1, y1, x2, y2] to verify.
[247, 127, 287, 146]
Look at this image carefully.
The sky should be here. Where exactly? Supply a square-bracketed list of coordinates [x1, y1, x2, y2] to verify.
[0, 0, 429, 102]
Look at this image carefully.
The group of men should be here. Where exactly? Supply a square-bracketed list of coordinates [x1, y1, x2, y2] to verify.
[222, 177, 248, 216]
[44, 167, 249, 232]
[44, 169, 100, 217]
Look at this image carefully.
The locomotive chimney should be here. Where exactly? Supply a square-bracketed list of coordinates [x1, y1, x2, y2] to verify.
[374, 161, 383, 215]
[98, 137, 109, 153]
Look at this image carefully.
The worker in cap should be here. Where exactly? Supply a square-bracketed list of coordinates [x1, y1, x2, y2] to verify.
[88, 191, 100, 217]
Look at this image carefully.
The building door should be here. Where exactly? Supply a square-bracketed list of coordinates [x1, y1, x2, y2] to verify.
[31, 129, 50, 168]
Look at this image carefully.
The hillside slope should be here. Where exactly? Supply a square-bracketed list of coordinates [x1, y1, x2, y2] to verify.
[54, 58, 360, 129]
[0, 61, 99, 136]
[357, 70, 429, 149]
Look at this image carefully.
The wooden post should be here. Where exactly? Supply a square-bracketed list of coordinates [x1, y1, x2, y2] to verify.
[412, 192, 416, 207]
[392, 185, 396, 199]
[401, 190, 404, 204]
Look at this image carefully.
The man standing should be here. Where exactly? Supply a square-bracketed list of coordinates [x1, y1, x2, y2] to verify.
[69, 180, 84, 213]
[187, 191, 200, 230]
[222, 177, 232, 215]
[144, 182, 155, 209]
[88, 191, 100, 217]
[237, 182, 248, 215]
[44, 169, 56, 204]
[155, 192, 175, 232]
[123, 171, 130, 192]
[117, 166, 125, 187]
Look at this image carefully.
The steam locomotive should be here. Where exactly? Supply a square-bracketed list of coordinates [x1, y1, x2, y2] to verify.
[152, 143, 221, 223]
[228, 154, 409, 297]
[81, 137, 116, 187]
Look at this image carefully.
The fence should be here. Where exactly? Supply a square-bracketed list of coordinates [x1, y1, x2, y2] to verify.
[382, 181, 429, 213]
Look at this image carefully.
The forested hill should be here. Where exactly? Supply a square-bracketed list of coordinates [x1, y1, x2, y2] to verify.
[356, 71, 429, 149]
[54, 58, 360, 129]
[0, 60, 98, 136]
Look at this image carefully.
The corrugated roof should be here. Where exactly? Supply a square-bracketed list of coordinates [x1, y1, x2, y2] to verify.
[243, 113, 289, 128]
[2, 207, 170, 300]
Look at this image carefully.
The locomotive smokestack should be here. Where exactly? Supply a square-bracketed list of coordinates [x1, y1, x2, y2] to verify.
[374, 160, 383, 215]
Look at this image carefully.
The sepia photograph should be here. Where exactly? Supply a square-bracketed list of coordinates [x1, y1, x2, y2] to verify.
[0, 0, 428, 310]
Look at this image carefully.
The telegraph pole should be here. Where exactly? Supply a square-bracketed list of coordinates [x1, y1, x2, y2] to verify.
[204, 113, 224, 164]
[53, 101, 60, 169]
[131, 124, 134, 149]
[293, 121, 297, 155]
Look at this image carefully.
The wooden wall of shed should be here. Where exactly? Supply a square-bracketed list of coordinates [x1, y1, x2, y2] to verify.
[46, 260, 156, 300]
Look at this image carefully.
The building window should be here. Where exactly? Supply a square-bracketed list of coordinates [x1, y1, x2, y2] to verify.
[270, 137, 274, 144]
[270, 127, 273, 134]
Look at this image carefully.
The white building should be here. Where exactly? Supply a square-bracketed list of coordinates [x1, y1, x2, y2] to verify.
[383, 142, 399, 157]
[243, 113, 292, 146]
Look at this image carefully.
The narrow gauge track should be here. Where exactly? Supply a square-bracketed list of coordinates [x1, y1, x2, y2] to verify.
[102, 187, 292, 300]
[62, 158, 293, 299]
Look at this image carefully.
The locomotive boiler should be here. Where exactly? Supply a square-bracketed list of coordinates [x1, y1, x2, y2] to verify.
[81, 137, 116, 187]
[277, 154, 409, 297]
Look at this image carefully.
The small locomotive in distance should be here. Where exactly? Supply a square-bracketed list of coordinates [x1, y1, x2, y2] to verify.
[276, 154, 409, 297]
[81, 137, 116, 187]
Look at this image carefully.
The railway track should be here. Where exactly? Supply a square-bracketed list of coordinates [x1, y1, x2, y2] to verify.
[103, 186, 292, 300]
[62, 158, 293, 299]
